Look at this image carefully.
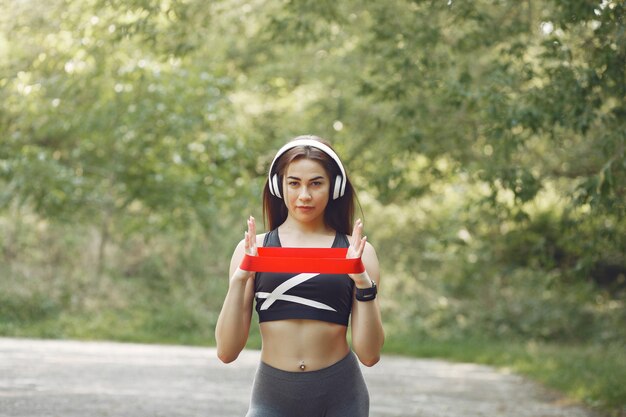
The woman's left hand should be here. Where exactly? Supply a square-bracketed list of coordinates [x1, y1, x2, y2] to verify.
[347, 218, 373, 288]
[347, 218, 367, 260]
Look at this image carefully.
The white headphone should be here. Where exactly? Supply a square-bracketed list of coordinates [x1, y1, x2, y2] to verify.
[268, 138, 347, 200]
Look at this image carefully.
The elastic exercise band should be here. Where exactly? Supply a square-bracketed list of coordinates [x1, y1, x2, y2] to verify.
[240, 247, 365, 274]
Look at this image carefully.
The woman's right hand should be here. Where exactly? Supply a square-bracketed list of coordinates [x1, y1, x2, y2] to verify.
[217, 216, 257, 362]
[244, 216, 258, 257]
[231, 216, 258, 282]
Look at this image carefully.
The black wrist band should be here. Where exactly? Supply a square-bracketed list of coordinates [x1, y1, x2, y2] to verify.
[355, 281, 377, 302]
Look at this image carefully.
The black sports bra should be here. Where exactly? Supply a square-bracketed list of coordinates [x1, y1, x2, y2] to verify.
[254, 229, 355, 326]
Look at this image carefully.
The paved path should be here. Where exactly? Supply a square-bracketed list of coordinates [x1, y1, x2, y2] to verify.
[0, 338, 599, 417]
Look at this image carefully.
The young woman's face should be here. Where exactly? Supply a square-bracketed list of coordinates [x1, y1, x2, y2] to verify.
[283, 158, 331, 224]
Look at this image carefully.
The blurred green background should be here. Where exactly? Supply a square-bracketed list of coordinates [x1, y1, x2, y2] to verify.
[1, 0, 624, 415]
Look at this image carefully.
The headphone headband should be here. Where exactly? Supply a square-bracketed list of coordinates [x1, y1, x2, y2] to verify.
[268, 138, 347, 200]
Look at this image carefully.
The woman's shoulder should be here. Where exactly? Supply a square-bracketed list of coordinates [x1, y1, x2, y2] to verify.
[362, 240, 377, 258]
[344, 234, 378, 260]
[257, 232, 268, 247]
[251, 232, 269, 248]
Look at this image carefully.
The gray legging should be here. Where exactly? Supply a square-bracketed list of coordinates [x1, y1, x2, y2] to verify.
[245, 351, 369, 417]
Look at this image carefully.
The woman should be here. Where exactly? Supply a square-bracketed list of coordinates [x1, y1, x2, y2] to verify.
[215, 135, 384, 417]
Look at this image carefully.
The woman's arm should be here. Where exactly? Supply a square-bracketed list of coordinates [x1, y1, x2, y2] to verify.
[348, 220, 385, 366]
[215, 217, 258, 363]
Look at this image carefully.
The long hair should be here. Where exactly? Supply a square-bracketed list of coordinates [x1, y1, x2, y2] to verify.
[263, 136, 356, 235]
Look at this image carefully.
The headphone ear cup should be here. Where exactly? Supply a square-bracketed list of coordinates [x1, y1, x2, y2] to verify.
[332, 175, 343, 200]
[271, 174, 282, 199]
[339, 174, 346, 198]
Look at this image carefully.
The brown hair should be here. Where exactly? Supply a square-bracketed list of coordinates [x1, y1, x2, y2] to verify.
[263, 136, 356, 234]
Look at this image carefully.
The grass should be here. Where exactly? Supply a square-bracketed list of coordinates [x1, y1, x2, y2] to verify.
[0, 306, 218, 347]
[383, 335, 626, 417]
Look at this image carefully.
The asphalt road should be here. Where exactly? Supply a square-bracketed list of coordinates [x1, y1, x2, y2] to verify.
[0, 338, 599, 417]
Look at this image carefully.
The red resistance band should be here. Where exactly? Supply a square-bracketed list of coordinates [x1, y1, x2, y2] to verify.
[239, 247, 365, 274]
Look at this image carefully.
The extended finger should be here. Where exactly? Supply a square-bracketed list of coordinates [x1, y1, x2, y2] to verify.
[357, 236, 367, 257]
[248, 216, 258, 255]
[244, 231, 250, 253]
[352, 219, 362, 245]
[356, 221, 365, 248]
[249, 216, 256, 239]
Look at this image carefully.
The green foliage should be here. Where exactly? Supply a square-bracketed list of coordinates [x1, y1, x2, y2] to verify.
[1, 0, 256, 230]
[384, 337, 626, 416]
[0, 214, 227, 345]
